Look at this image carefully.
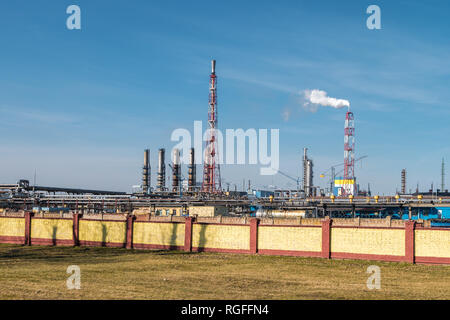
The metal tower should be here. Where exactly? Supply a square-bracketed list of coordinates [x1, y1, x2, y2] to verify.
[442, 158, 445, 192]
[303, 148, 313, 197]
[142, 149, 150, 194]
[202, 60, 222, 193]
[401, 169, 406, 194]
[343, 110, 355, 195]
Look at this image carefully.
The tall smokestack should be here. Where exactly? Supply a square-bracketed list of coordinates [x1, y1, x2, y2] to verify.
[157, 148, 166, 192]
[142, 149, 150, 194]
[306, 160, 313, 196]
[211, 60, 216, 74]
[401, 169, 406, 194]
[188, 148, 196, 191]
[172, 148, 181, 192]
[303, 148, 313, 197]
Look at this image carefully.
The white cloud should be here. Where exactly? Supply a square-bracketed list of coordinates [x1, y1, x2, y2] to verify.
[303, 89, 350, 110]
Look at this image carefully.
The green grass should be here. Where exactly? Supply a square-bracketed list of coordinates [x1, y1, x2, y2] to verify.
[0, 244, 448, 299]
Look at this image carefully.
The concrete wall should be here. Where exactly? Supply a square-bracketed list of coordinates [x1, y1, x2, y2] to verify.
[31, 218, 73, 246]
[191, 224, 250, 252]
[79, 220, 127, 247]
[0, 212, 449, 265]
[330, 227, 405, 261]
[258, 226, 322, 255]
[415, 229, 450, 263]
[0, 217, 25, 243]
[133, 221, 185, 250]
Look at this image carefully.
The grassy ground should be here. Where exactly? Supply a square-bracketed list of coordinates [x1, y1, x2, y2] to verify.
[0, 244, 448, 299]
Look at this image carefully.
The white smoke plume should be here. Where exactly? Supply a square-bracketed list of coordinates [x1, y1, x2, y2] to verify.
[303, 89, 350, 112]
[281, 108, 291, 122]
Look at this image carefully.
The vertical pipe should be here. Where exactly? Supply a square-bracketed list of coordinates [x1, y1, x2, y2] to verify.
[142, 149, 150, 194]
[172, 148, 180, 192]
[306, 159, 313, 197]
[157, 148, 166, 191]
[211, 59, 216, 74]
[303, 148, 308, 197]
[188, 148, 196, 191]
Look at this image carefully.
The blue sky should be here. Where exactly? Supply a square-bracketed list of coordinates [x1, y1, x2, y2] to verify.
[0, 0, 449, 194]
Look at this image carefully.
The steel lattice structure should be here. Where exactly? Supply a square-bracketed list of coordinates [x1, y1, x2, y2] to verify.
[202, 60, 222, 193]
[343, 110, 355, 195]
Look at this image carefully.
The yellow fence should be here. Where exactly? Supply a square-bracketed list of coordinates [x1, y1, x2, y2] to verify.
[31, 218, 73, 241]
[258, 226, 322, 252]
[0, 218, 25, 237]
[0, 214, 449, 264]
[415, 229, 450, 258]
[79, 220, 127, 244]
[331, 227, 405, 256]
[191, 224, 250, 251]
[133, 222, 185, 248]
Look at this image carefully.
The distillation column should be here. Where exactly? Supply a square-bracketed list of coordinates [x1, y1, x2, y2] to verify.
[172, 148, 181, 192]
[157, 148, 166, 192]
[188, 148, 196, 191]
[142, 149, 150, 194]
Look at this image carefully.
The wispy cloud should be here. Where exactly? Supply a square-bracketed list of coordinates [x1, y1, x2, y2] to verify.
[221, 68, 297, 94]
[281, 108, 291, 121]
[0, 105, 80, 125]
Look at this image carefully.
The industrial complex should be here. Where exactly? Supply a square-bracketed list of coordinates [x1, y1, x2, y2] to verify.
[1, 60, 449, 229]
[2, 2, 450, 307]
[0, 61, 450, 263]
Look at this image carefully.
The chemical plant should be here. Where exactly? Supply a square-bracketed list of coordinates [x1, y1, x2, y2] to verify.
[1, 60, 449, 227]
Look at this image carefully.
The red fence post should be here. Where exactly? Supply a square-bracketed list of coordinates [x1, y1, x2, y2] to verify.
[73, 213, 82, 246]
[184, 217, 194, 252]
[405, 220, 416, 264]
[321, 218, 331, 259]
[250, 218, 259, 254]
[24, 211, 33, 246]
[126, 215, 136, 249]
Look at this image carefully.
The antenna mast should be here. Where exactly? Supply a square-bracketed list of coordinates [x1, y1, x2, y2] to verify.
[202, 60, 222, 193]
[343, 110, 355, 195]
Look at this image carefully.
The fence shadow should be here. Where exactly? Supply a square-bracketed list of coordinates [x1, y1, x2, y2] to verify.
[196, 224, 207, 252]
[101, 224, 108, 247]
[160, 221, 181, 250]
[51, 226, 57, 246]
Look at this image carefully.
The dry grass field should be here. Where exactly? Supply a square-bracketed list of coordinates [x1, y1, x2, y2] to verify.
[0, 244, 448, 300]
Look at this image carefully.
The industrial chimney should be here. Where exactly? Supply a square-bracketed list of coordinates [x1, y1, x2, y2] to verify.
[172, 148, 181, 192]
[188, 148, 196, 191]
[303, 148, 313, 197]
[157, 148, 166, 192]
[142, 149, 150, 194]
